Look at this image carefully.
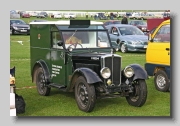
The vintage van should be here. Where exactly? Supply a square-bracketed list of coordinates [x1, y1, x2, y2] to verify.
[29, 20, 148, 112]
[145, 19, 170, 92]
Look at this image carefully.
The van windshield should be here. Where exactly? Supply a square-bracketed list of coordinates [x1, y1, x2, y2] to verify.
[61, 30, 111, 49]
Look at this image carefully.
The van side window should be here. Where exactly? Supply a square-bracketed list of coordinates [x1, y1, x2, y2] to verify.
[51, 32, 63, 49]
[154, 24, 170, 42]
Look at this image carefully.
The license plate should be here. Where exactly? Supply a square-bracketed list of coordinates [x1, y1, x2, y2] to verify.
[21, 30, 27, 32]
[144, 45, 147, 48]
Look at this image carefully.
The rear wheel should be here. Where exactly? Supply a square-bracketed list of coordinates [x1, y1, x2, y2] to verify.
[35, 67, 51, 96]
[154, 70, 170, 92]
[75, 76, 96, 112]
[126, 79, 147, 107]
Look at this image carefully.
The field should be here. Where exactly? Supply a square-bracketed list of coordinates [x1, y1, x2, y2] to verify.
[10, 16, 170, 116]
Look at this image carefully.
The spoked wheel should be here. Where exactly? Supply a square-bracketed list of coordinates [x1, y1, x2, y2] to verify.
[126, 79, 147, 107]
[120, 43, 128, 53]
[35, 67, 51, 96]
[75, 76, 96, 112]
[154, 70, 170, 92]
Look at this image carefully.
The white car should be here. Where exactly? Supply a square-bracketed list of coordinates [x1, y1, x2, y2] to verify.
[54, 13, 62, 19]
[29, 12, 37, 17]
[64, 13, 76, 19]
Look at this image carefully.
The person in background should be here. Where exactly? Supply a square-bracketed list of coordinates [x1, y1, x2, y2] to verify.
[86, 12, 88, 19]
[121, 15, 128, 24]
[117, 12, 120, 20]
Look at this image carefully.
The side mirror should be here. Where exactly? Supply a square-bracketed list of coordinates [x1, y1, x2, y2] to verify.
[57, 41, 63, 46]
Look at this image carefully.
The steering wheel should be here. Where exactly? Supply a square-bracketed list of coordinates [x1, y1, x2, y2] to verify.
[67, 43, 83, 50]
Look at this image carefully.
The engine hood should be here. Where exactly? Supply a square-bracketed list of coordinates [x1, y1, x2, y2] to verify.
[11, 24, 29, 28]
[120, 35, 148, 42]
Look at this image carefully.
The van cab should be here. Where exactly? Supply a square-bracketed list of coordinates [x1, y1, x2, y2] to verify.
[145, 19, 170, 92]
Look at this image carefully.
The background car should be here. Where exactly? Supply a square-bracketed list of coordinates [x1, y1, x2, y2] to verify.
[54, 13, 62, 19]
[36, 12, 48, 18]
[10, 19, 30, 35]
[103, 20, 121, 27]
[64, 13, 76, 19]
[97, 13, 107, 20]
[106, 24, 148, 53]
[137, 13, 157, 20]
[29, 11, 37, 17]
[21, 13, 30, 18]
[129, 20, 147, 32]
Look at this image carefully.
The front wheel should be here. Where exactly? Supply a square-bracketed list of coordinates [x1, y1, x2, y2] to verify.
[154, 70, 170, 92]
[75, 76, 96, 112]
[35, 67, 51, 96]
[120, 43, 128, 53]
[126, 79, 147, 107]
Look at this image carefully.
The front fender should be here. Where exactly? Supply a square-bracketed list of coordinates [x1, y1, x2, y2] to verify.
[130, 64, 148, 80]
[72, 68, 102, 84]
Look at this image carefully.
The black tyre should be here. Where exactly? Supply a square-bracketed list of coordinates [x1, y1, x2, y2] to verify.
[154, 70, 170, 92]
[126, 79, 147, 107]
[75, 76, 96, 112]
[120, 43, 128, 53]
[35, 67, 51, 96]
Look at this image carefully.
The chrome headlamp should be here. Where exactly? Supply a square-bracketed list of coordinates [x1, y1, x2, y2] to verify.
[100, 67, 111, 79]
[123, 66, 134, 78]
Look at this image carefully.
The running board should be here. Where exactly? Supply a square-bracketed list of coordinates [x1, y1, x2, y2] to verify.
[49, 83, 66, 89]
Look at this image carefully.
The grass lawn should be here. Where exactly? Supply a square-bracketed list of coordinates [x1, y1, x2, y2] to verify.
[10, 17, 170, 117]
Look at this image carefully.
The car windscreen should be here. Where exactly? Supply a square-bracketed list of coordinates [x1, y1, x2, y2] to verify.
[118, 26, 144, 35]
[61, 30, 111, 49]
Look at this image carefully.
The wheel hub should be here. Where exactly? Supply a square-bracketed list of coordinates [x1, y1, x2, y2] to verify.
[157, 75, 166, 88]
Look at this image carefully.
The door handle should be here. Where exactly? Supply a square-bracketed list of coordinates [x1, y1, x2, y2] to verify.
[166, 48, 170, 51]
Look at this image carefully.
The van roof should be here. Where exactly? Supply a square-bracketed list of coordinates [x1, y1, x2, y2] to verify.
[29, 20, 103, 25]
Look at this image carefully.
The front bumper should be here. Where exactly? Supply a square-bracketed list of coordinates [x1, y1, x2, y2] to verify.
[12, 29, 30, 35]
[127, 44, 147, 52]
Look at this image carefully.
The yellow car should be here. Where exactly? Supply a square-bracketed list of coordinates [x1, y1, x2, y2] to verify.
[145, 19, 170, 92]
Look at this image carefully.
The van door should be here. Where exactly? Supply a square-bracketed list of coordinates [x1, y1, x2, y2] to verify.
[50, 31, 66, 85]
[146, 24, 170, 65]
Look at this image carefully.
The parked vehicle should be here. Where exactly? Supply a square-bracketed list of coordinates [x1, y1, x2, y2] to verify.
[129, 20, 147, 32]
[137, 13, 157, 20]
[10, 19, 30, 35]
[29, 20, 148, 112]
[54, 13, 62, 19]
[145, 19, 170, 92]
[129, 13, 140, 20]
[106, 24, 148, 53]
[147, 17, 170, 32]
[64, 13, 76, 19]
[103, 20, 121, 27]
[36, 12, 48, 18]
[29, 11, 37, 17]
[97, 13, 107, 20]
[22, 13, 30, 18]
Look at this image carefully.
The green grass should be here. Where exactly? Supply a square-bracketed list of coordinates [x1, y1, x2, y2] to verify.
[10, 18, 170, 117]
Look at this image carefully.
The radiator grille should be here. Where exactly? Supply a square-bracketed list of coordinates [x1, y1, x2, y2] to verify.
[102, 54, 121, 85]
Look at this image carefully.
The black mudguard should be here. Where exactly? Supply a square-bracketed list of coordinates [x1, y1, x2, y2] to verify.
[129, 64, 148, 81]
[72, 67, 102, 84]
[33, 59, 51, 84]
